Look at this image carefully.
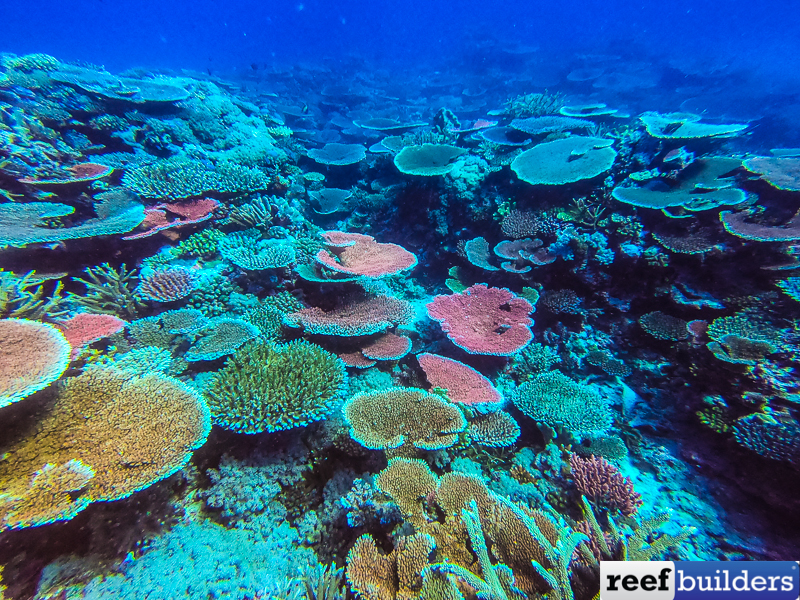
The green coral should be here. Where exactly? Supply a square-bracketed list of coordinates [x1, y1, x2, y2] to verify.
[175, 229, 225, 259]
[512, 371, 613, 436]
[69, 264, 145, 319]
[204, 340, 348, 434]
[0, 271, 69, 320]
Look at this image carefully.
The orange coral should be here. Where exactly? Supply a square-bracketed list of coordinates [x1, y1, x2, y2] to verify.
[376, 458, 438, 528]
[343, 387, 467, 451]
[0, 367, 210, 529]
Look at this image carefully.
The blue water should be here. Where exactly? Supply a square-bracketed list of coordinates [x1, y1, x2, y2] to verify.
[2, 1, 800, 598]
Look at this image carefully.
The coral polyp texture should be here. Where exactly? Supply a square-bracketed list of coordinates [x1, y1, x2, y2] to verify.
[204, 341, 348, 433]
[426, 284, 534, 355]
[0, 367, 210, 529]
[343, 387, 467, 451]
[0, 318, 71, 408]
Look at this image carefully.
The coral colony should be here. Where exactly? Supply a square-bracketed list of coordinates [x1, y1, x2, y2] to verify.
[0, 50, 799, 600]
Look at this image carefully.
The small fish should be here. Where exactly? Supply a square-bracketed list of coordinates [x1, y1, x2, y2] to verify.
[301, 104, 309, 114]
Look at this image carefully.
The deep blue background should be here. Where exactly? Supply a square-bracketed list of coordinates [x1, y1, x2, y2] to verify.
[3, 0, 800, 77]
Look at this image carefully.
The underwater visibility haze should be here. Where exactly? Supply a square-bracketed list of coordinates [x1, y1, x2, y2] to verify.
[1, 0, 800, 598]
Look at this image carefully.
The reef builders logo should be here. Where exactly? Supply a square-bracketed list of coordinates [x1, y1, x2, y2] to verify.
[601, 561, 799, 600]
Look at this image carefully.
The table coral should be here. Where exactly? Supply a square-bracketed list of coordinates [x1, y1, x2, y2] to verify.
[0, 367, 210, 529]
[343, 387, 467, 451]
[0, 318, 71, 408]
[426, 284, 534, 355]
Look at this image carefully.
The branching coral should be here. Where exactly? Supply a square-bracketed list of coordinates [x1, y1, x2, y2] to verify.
[69, 263, 145, 319]
[204, 341, 347, 434]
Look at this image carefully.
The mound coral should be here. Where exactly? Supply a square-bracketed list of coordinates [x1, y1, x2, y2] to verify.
[136, 267, 198, 302]
[0, 367, 210, 529]
[342, 387, 467, 451]
[204, 341, 347, 434]
[0, 318, 71, 408]
[426, 284, 534, 355]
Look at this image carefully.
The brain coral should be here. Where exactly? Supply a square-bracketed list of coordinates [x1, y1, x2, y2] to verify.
[0, 318, 71, 409]
[0, 367, 210, 529]
[343, 387, 467, 451]
[511, 136, 617, 185]
[204, 340, 348, 434]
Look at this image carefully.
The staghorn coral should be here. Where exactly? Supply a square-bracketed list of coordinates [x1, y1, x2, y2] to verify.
[343, 387, 467, 451]
[69, 263, 145, 319]
[0, 367, 210, 529]
[0, 318, 71, 408]
[0, 271, 69, 321]
[204, 340, 347, 434]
